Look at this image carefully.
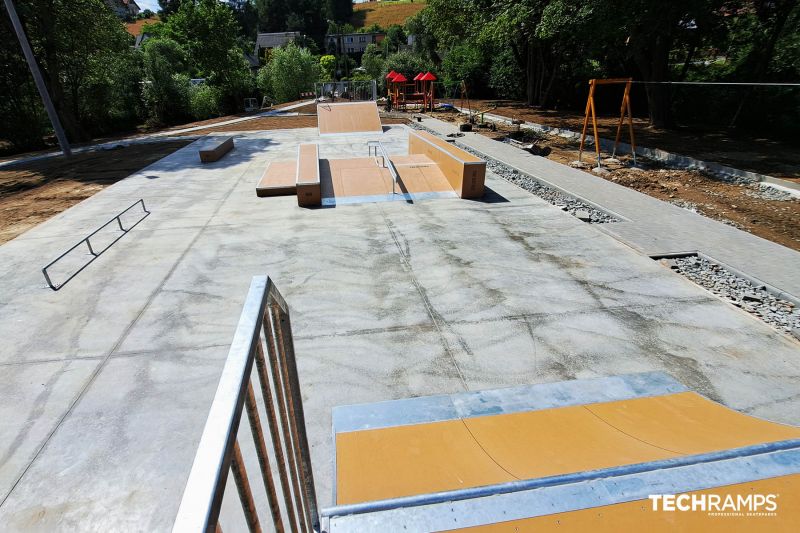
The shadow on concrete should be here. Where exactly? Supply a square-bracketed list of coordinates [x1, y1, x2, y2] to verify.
[0, 140, 192, 197]
[472, 186, 509, 204]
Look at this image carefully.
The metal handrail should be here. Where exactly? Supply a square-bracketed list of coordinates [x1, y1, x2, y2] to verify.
[367, 141, 399, 195]
[41, 199, 149, 291]
[173, 276, 319, 533]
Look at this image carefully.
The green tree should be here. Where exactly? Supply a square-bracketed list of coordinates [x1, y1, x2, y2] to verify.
[319, 54, 337, 81]
[1, 0, 139, 143]
[440, 44, 487, 94]
[385, 24, 407, 53]
[158, 0, 254, 113]
[385, 50, 434, 80]
[361, 44, 386, 81]
[258, 43, 320, 102]
[141, 38, 191, 123]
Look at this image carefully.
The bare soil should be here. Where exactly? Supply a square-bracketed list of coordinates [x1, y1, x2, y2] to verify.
[181, 113, 407, 135]
[439, 99, 800, 181]
[0, 141, 190, 244]
[435, 111, 800, 252]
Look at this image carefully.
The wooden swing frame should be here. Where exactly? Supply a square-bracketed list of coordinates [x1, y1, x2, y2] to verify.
[579, 78, 637, 168]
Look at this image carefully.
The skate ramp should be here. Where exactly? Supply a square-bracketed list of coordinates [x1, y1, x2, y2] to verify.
[317, 101, 383, 135]
[326, 372, 800, 531]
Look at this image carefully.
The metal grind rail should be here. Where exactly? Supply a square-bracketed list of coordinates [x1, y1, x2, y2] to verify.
[367, 141, 400, 195]
[173, 276, 319, 533]
[42, 199, 149, 291]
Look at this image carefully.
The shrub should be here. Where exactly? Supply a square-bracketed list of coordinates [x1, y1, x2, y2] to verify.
[189, 84, 222, 119]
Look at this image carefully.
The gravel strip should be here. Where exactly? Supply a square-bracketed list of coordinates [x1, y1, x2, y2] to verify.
[747, 184, 799, 202]
[664, 255, 800, 336]
[409, 123, 618, 223]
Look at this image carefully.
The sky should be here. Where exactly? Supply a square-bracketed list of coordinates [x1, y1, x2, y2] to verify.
[136, 0, 160, 13]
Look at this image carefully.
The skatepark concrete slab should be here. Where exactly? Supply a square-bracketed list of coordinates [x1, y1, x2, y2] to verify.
[0, 125, 798, 530]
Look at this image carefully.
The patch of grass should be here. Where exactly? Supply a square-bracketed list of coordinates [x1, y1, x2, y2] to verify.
[352, 0, 427, 29]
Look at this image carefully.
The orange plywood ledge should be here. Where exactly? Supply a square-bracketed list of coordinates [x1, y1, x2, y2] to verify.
[256, 161, 296, 197]
[317, 102, 383, 135]
[296, 143, 321, 207]
[408, 129, 486, 198]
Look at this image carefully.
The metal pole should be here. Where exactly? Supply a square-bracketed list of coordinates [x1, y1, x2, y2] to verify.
[4, 0, 71, 156]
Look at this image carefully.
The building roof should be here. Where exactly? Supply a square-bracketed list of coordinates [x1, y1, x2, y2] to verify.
[254, 32, 302, 54]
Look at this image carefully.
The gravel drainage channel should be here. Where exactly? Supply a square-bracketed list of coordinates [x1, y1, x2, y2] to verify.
[409, 123, 619, 224]
[656, 253, 800, 338]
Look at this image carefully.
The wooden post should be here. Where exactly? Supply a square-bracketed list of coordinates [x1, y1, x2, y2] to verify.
[578, 79, 597, 165]
[613, 80, 630, 158]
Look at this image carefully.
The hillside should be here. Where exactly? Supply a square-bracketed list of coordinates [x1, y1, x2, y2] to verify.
[125, 15, 159, 37]
[352, 0, 427, 29]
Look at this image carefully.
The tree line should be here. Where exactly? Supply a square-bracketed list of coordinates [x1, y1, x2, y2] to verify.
[0, 0, 354, 153]
[1, 0, 798, 154]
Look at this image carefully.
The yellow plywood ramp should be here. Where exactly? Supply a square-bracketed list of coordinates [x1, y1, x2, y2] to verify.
[325, 372, 800, 532]
[336, 391, 800, 505]
[317, 101, 383, 135]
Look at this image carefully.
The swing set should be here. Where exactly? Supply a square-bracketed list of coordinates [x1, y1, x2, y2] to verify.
[579, 78, 637, 168]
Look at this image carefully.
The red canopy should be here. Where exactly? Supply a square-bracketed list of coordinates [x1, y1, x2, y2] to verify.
[413, 73, 424, 81]
[386, 70, 398, 80]
[392, 73, 408, 82]
[420, 72, 437, 81]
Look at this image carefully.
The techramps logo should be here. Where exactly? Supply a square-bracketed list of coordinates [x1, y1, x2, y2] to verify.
[648, 493, 779, 518]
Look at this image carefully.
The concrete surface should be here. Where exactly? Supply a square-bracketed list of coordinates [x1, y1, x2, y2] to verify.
[0, 124, 799, 531]
[419, 117, 800, 299]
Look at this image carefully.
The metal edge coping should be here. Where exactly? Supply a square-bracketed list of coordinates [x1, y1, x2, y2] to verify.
[326, 444, 800, 532]
[316, 101, 382, 108]
[318, 129, 385, 137]
[320, 191, 458, 207]
[332, 372, 686, 434]
[410, 128, 484, 165]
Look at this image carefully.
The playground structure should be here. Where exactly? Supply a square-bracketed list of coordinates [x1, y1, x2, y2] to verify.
[579, 78, 637, 168]
[254, 102, 486, 207]
[387, 70, 438, 111]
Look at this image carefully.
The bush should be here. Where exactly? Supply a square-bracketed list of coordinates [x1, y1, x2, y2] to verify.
[258, 43, 320, 103]
[361, 44, 386, 81]
[141, 38, 192, 124]
[320, 55, 336, 81]
[189, 84, 222, 119]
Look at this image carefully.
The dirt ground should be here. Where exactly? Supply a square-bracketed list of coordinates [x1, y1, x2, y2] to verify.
[0, 141, 190, 244]
[183, 113, 407, 135]
[435, 111, 800, 252]
[439, 99, 800, 181]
